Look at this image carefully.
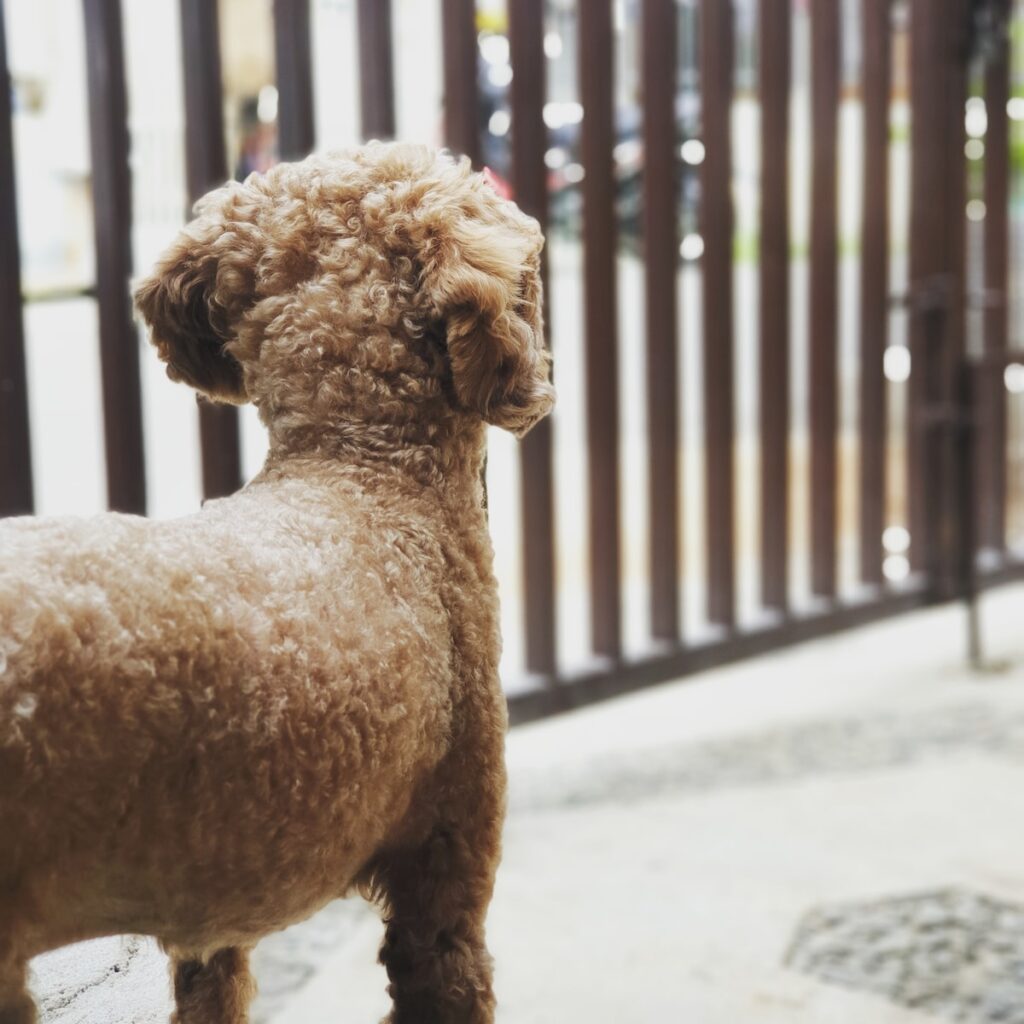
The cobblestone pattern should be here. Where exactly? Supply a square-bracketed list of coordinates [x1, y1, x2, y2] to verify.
[786, 889, 1024, 1022]
[510, 702, 1024, 813]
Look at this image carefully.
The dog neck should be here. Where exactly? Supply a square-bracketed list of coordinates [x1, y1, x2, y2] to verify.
[260, 415, 489, 506]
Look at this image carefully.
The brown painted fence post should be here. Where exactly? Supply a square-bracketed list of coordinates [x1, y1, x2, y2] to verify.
[179, 0, 243, 501]
[809, 0, 839, 599]
[908, 0, 971, 597]
[442, 0, 481, 166]
[0, 0, 33, 517]
[274, 0, 316, 160]
[759, 0, 791, 612]
[980, 7, 1010, 553]
[701, 0, 735, 628]
[509, 0, 558, 679]
[580, 0, 621, 661]
[859, 0, 891, 586]
[642, 0, 681, 644]
[357, 0, 396, 140]
[83, 0, 147, 514]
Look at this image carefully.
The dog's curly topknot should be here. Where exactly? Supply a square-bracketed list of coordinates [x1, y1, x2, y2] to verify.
[135, 143, 555, 441]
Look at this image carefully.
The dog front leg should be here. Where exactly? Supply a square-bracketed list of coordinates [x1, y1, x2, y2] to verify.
[0, 957, 35, 1024]
[373, 789, 504, 1024]
[170, 946, 256, 1024]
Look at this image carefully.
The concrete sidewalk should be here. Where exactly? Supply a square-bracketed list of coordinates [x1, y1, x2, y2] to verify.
[30, 584, 1024, 1022]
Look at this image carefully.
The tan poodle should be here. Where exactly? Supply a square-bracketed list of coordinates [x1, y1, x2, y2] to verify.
[0, 142, 553, 1024]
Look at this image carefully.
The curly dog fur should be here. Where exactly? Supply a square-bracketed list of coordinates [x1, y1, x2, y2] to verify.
[0, 142, 553, 1023]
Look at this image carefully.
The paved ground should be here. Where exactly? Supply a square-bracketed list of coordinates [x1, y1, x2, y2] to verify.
[28, 583, 1024, 1022]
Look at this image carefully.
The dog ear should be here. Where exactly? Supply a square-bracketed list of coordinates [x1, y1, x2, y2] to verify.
[134, 184, 262, 404]
[424, 201, 554, 437]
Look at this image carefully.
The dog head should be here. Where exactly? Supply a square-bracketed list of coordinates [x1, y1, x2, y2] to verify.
[134, 143, 554, 443]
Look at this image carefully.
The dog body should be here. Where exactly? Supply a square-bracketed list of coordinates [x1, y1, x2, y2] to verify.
[1, 465, 483, 952]
[0, 144, 552, 1023]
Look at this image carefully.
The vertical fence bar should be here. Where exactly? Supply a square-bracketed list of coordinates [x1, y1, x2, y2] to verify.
[83, 0, 146, 514]
[937, 9, 966, 598]
[442, 0, 481, 166]
[937, 2, 962, 598]
[580, 0, 621, 660]
[274, 0, 315, 160]
[950, 0, 971, 601]
[809, 0, 839, 598]
[980, 19, 1009, 552]
[509, 0, 558, 678]
[940, 5, 969, 597]
[908, 0, 970, 596]
[357, 0, 396, 140]
[0, 0, 33, 517]
[859, 0, 891, 585]
[701, 0, 735, 627]
[180, 0, 242, 500]
[758, 0, 790, 613]
[907, 2, 936, 574]
[642, 0, 681, 644]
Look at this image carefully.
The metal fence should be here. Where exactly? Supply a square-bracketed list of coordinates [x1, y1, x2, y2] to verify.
[1, 0, 1021, 723]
